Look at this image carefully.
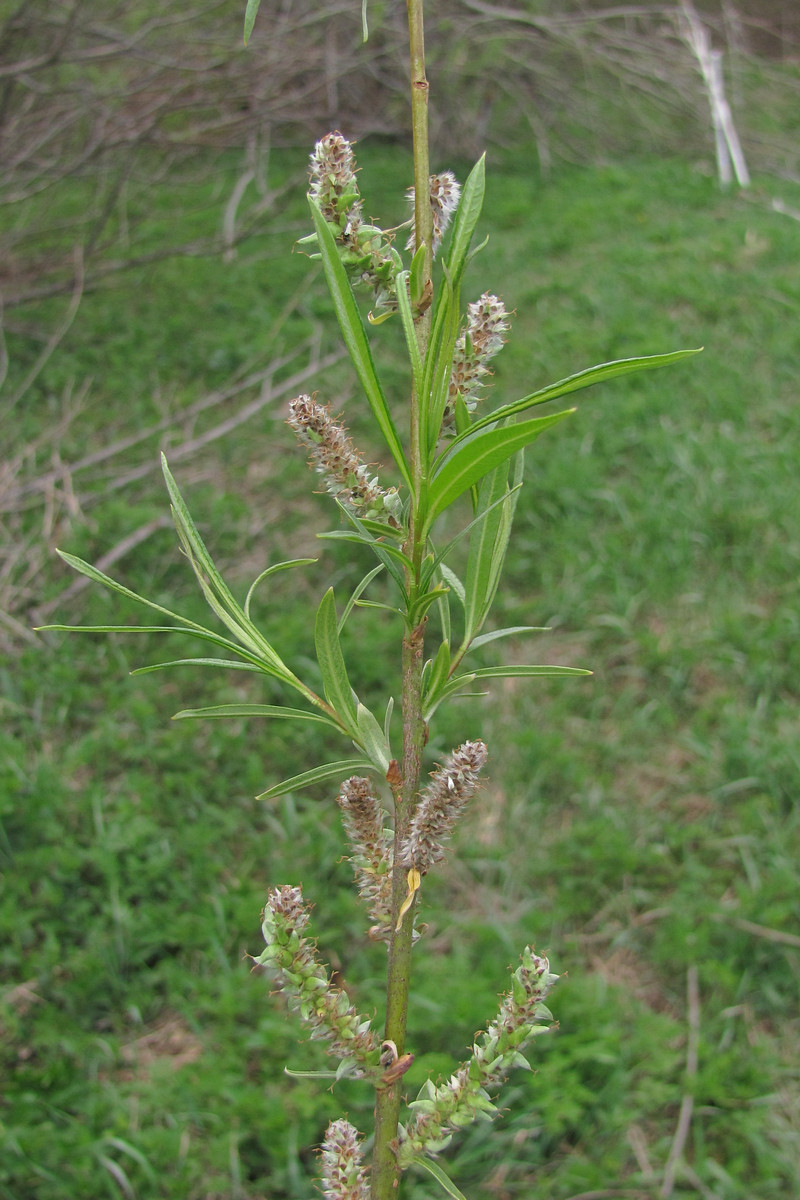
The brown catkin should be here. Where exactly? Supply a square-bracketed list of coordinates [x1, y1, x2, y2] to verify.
[399, 740, 488, 873]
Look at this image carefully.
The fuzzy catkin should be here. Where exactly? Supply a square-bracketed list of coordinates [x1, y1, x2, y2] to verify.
[319, 1119, 370, 1200]
[309, 131, 363, 233]
[398, 947, 557, 1163]
[308, 131, 400, 316]
[399, 740, 488, 873]
[406, 171, 461, 254]
[337, 776, 394, 940]
[287, 395, 401, 523]
[255, 884, 378, 1072]
[445, 293, 511, 432]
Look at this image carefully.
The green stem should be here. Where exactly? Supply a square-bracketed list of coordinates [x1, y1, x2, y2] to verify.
[371, 621, 426, 1199]
[371, 6, 433, 1195]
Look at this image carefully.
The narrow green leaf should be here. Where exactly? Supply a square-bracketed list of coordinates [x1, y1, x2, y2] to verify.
[257, 758, 375, 800]
[424, 483, 522, 587]
[318, 534, 408, 604]
[395, 270, 424, 399]
[339, 564, 384, 633]
[308, 201, 411, 490]
[162, 455, 243, 620]
[318, 529, 411, 572]
[172, 704, 338, 723]
[161, 457, 297, 680]
[408, 1155, 469, 1200]
[463, 457, 512, 645]
[355, 517, 405, 540]
[409, 241, 427, 308]
[283, 1067, 341, 1080]
[423, 641, 451, 709]
[315, 588, 358, 729]
[423, 672, 477, 722]
[422, 155, 487, 457]
[132, 658, 262, 675]
[468, 626, 547, 651]
[461, 348, 702, 442]
[51, 552, 194, 628]
[353, 599, 403, 619]
[409, 587, 452, 626]
[244, 558, 317, 620]
[355, 702, 392, 773]
[469, 665, 592, 679]
[443, 154, 485, 289]
[436, 589, 452, 646]
[424, 268, 462, 457]
[243, 0, 261, 44]
[437, 563, 465, 609]
[426, 410, 573, 532]
[41, 608, 286, 670]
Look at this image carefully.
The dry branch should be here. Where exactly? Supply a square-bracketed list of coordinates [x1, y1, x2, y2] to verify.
[660, 965, 700, 1198]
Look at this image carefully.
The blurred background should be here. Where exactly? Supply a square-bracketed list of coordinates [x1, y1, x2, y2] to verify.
[1, 2, 799, 1197]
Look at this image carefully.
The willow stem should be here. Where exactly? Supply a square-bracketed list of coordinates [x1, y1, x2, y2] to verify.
[370, 2, 433, 1196]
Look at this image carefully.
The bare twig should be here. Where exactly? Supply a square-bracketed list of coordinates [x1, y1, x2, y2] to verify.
[680, 1, 750, 187]
[101, 348, 343, 496]
[772, 198, 800, 224]
[660, 965, 700, 1198]
[562, 1191, 652, 1200]
[4, 245, 84, 411]
[713, 912, 800, 949]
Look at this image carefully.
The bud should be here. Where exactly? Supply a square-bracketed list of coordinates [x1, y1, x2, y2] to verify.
[399, 740, 488, 873]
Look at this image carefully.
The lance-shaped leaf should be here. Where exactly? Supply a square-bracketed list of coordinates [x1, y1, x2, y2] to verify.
[243, 0, 261, 43]
[406, 1157, 467, 1200]
[315, 588, 359, 733]
[437, 564, 465, 609]
[423, 671, 477, 722]
[41, 565, 285, 678]
[355, 702, 392, 773]
[257, 759, 376, 800]
[172, 704, 341, 730]
[244, 558, 317, 620]
[441, 154, 485, 292]
[422, 640, 451, 711]
[395, 269, 424, 399]
[424, 267, 462, 460]
[132, 657, 262, 675]
[462, 454, 519, 651]
[453, 348, 702, 445]
[467, 626, 546, 651]
[161, 456, 301, 684]
[308, 199, 411, 491]
[467, 664, 591, 680]
[424, 662, 590, 720]
[422, 156, 486, 457]
[339, 564, 385, 633]
[424, 409, 573, 534]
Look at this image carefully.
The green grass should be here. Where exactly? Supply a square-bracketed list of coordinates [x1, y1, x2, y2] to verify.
[2, 145, 800, 1199]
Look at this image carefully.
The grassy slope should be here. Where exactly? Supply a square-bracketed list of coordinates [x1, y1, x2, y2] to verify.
[2, 148, 799, 1199]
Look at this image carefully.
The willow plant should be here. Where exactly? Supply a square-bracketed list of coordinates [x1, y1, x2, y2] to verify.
[42, 1, 698, 1196]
